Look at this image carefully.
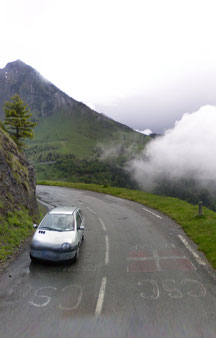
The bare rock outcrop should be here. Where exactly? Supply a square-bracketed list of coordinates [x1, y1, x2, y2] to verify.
[0, 127, 38, 216]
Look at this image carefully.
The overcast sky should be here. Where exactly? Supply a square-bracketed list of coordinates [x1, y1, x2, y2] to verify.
[1, 0, 216, 133]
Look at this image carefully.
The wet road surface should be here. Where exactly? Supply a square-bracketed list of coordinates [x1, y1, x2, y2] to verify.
[0, 185, 216, 338]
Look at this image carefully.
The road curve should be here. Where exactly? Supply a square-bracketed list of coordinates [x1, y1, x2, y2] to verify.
[0, 185, 216, 338]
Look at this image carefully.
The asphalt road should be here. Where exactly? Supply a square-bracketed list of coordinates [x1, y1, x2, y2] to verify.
[0, 185, 216, 338]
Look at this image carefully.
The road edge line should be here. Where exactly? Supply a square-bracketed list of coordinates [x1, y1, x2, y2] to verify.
[142, 207, 162, 219]
[178, 234, 206, 266]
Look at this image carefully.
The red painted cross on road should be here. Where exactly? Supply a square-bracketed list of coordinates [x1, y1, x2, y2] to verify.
[127, 248, 196, 272]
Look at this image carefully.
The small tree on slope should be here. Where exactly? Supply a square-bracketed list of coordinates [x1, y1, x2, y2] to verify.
[3, 94, 36, 150]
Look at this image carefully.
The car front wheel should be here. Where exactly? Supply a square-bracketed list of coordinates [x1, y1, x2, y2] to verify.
[73, 245, 80, 262]
[30, 253, 37, 262]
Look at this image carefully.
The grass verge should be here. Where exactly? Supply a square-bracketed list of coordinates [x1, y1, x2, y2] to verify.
[0, 203, 47, 263]
[37, 180, 216, 269]
[0, 209, 33, 261]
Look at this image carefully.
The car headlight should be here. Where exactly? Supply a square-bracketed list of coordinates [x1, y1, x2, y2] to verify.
[61, 243, 77, 251]
[61, 243, 71, 251]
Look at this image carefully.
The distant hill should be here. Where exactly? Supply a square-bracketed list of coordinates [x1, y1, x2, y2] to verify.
[0, 60, 150, 163]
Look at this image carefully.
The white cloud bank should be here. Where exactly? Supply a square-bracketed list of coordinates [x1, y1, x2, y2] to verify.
[135, 129, 152, 135]
[128, 105, 216, 191]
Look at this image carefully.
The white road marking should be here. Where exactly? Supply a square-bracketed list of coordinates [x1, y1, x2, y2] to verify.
[181, 279, 206, 297]
[188, 260, 197, 270]
[59, 285, 83, 311]
[95, 277, 107, 316]
[140, 279, 160, 299]
[86, 207, 96, 215]
[166, 243, 176, 248]
[63, 264, 97, 272]
[105, 235, 109, 265]
[153, 249, 161, 271]
[163, 279, 183, 299]
[99, 218, 107, 232]
[142, 207, 162, 219]
[138, 279, 206, 300]
[178, 234, 206, 266]
[29, 287, 57, 307]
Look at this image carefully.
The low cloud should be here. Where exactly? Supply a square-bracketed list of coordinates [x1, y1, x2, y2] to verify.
[135, 128, 152, 135]
[128, 105, 216, 192]
[97, 142, 136, 160]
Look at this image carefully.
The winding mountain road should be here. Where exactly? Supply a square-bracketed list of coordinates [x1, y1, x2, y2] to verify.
[0, 185, 216, 338]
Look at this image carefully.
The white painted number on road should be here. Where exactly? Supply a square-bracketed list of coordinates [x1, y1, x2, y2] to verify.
[163, 280, 183, 299]
[59, 285, 83, 311]
[29, 285, 83, 310]
[140, 280, 159, 299]
[181, 279, 206, 297]
[29, 286, 57, 307]
[138, 279, 206, 300]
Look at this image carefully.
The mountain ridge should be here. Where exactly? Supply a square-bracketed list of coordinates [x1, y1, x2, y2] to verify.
[0, 60, 134, 131]
[0, 60, 149, 166]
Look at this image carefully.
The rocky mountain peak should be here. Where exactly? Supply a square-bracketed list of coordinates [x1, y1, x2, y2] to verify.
[0, 60, 76, 120]
[4, 59, 27, 70]
[0, 60, 34, 86]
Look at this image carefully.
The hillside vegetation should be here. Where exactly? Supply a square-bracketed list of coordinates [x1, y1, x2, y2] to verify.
[26, 110, 149, 160]
[0, 126, 39, 263]
[38, 180, 216, 269]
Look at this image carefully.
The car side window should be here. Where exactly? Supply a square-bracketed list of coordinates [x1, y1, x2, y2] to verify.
[76, 212, 82, 229]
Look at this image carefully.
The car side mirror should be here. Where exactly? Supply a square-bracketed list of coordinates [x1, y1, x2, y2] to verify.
[33, 223, 38, 228]
[80, 225, 85, 230]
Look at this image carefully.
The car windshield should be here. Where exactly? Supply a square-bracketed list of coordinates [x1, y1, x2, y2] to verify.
[39, 214, 75, 231]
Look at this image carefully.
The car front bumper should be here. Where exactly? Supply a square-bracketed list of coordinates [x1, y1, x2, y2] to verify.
[30, 248, 77, 262]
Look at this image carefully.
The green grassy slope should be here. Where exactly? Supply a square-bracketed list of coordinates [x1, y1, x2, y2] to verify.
[26, 109, 149, 161]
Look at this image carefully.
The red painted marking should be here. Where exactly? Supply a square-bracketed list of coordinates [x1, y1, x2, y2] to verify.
[157, 249, 185, 257]
[160, 258, 195, 271]
[129, 250, 153, 258]
[128, 260, 157, 272]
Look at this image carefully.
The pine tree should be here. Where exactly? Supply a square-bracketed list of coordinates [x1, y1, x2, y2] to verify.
[3, 94, 36, 150]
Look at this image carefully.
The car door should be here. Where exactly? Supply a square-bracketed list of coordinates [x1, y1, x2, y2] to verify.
[75, 210, 83, 244]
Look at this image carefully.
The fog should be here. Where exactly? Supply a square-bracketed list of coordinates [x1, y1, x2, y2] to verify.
[95, 71, 216, 133]
[128, 105, 216, 192]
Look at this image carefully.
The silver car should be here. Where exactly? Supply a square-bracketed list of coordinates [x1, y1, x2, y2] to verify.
[30, 207, 84, 262]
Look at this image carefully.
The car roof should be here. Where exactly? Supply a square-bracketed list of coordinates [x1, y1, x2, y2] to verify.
[49, 207, 78, 215]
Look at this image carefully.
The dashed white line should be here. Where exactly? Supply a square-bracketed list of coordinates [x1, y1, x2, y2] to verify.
[178, 234, 206, 266]
[105, 235, 109, 265]
[95, 277, 107, 316]
[86, 207, 96, 215]
[142, 207, 162, 219]
[99, 218, 107, 232]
